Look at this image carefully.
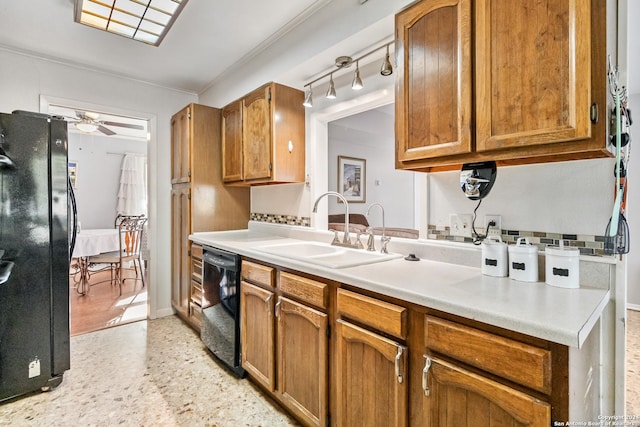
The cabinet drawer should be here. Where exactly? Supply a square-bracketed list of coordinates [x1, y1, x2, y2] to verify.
[337, 288, 407, 340]
[191, 244, 203, 260]
[242, 260, 275, 288]
[191, 280, 202, 306]
[191, 258, 202, 283]
[425, 316, 551, 394]
[190, 301, 202, 328]
[279, 272, 328, 309]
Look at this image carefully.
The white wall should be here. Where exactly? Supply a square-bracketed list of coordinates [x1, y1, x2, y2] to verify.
[0, 48, 197, 318]
[69, 133, 146, 229]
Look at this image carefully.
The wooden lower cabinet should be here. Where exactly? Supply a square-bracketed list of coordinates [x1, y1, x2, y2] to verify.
[240, 280, 275, 391]
[240, 264, 329, 427]
[424, 357, 550, 426]
[335, 319, 408, 427]
[277, 296, 328, 427]
[238, 261, 567, 426]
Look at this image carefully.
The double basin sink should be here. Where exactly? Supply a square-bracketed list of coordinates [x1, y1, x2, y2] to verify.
[254, 240, 401, 269]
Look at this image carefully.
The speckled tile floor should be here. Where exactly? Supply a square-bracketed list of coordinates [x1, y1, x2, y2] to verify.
[0, 316, 298, 427]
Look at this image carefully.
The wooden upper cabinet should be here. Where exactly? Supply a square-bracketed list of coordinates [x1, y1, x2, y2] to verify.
[475, 0, 591, 152]
[395, 0, 609, 171]
[222, 82, 305, 185]
[396, 0, 472, 162]
[243, 85, 273, 181]
[221, 100, 243, 182]
[171, 106, 190, 184]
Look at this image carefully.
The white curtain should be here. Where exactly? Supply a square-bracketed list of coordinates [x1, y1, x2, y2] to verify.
[116, 153, 147, 216]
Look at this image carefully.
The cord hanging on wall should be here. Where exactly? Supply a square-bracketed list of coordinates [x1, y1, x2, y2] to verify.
[302, 41, 394, 107]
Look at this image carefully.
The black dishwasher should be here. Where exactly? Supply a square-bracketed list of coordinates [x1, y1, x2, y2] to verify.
[200, 246, 245, 378]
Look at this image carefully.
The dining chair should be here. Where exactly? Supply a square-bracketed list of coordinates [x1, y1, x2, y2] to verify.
[89, 216, 148, 295]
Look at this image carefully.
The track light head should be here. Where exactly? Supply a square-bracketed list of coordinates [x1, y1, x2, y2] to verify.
[326, 74, 337, 99]
[352, 62, 363, 90]
[303, 86, 313, 108]
[380, 45, 393, 76]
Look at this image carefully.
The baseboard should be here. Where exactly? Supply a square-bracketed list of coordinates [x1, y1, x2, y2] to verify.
[153, 307, 175, 319]
[627, 303, 640, 312]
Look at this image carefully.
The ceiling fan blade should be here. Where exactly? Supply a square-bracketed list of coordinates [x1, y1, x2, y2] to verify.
[97, 125, 116, 136]
[102, 121, 145, 130]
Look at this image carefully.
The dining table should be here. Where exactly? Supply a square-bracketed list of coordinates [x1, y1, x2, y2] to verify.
[71, 228, 120, 295]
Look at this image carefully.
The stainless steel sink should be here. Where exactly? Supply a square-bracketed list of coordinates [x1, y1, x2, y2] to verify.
[254, 241, 401, 268]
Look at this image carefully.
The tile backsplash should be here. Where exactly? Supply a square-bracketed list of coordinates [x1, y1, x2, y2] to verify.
[428, 225, 606, 256]
[249, 213, 608, 256]
[251, 212, 311, 227]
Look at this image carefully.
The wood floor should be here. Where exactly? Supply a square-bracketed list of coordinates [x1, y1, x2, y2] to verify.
[69, 262, 147, 336]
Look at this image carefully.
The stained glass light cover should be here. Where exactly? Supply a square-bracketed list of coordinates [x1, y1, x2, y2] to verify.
[74, 0, 188, 46]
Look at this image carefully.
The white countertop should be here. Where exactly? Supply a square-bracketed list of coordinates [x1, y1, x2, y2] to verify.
[190, 226, 611, 348]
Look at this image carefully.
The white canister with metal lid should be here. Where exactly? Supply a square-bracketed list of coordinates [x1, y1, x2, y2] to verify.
[481, 235, 508, 277]
[508, 237, 539, 282]
[545, 241, 580, 288]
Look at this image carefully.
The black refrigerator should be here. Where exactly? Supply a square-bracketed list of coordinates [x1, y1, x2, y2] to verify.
[0, 110, 75, 401]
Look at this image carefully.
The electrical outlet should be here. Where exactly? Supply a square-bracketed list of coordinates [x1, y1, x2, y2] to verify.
[485, 214, 502, 237]
[449, 213, 473, 238]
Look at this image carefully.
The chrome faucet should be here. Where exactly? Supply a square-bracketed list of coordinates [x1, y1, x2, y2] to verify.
[366, 203, 390, 253]
[313, 191, 353, 246]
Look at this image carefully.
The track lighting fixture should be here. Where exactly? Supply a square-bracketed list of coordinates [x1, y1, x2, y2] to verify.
[352, 61, 363, 90]
[380, 45, 393, 76]
[303, 85, 313, 107]
[302, 41, 394, 108]
[326, 74, 337, 99]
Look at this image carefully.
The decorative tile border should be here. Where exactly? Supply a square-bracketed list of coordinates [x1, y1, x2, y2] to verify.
[251, 212, 311, 227]
[428, 225, 607, 256]
[249, 215, 609, 256]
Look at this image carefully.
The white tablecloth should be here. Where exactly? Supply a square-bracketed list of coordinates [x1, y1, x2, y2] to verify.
[72, 229, 120, 258]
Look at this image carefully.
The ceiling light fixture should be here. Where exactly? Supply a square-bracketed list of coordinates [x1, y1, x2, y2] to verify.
[302, 41, 394, 108]
[352, 61, 363, 90]
[75, 119, 98, 133]
[380, 45, 393, 76]
[326, 74, 337, 99]
[303, 85, 313, 107]
[74, 0, 189, 46]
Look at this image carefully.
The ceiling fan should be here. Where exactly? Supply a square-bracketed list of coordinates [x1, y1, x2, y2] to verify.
[65, 111, 145, 136]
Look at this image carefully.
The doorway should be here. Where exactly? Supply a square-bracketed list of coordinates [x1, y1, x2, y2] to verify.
[46, 99, 151, 336]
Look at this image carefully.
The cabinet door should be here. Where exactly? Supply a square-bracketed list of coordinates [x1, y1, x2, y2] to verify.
[240, 281, 276, 391]
[242, 85, 272, 181]
[171, 105, 191, 184]
[335, 319, 407, 427]
[396, 0, 472, 161]
[170, 185, 191, 318]
[277, 296, 328, 427]
[475, 0, 591, 152]
[424, 356, 550, 427]
[222, 100, 243, 182]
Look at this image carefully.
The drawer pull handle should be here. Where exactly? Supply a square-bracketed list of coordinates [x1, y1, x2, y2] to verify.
[422, 355, 431, 396]
[265, 294, 273, 311]
[395, 346, 405, 384]
[275, 298, 281, 318]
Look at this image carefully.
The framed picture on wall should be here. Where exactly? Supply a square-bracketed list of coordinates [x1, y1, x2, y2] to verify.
[337, 155, 366, 203]
[68, 161, 78, 189]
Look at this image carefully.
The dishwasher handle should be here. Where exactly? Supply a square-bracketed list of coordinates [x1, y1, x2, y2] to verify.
[202, 251, 239, 271]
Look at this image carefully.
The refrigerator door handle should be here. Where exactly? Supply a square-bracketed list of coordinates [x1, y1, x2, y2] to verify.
[68, 177, 78, 260]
